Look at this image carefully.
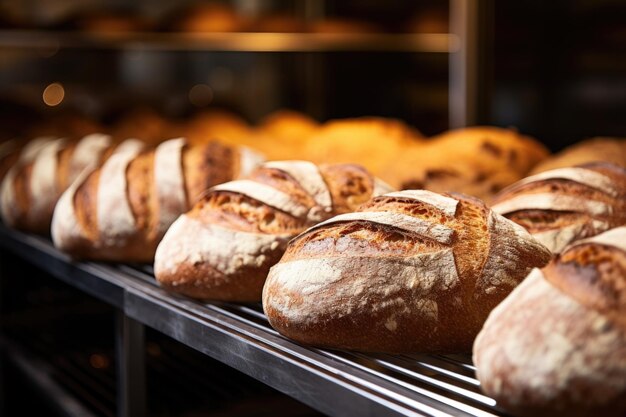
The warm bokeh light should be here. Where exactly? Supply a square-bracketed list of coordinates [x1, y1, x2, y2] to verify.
[42, 82, 65, 106]
[188, 83, 214, 107]
[89, 353, 111, 369]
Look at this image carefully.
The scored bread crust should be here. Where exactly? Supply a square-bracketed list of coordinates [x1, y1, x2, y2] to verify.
[52, 139, 261, 262]
[491, 163, 626, 254]
[262, 190, 551, 353]
[0, 134, 114, 234]
[473, 227, 626, 417]
[154, 161, 393, 302]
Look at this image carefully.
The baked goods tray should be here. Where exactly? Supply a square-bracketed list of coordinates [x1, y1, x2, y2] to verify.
[0, 224, 506, 417]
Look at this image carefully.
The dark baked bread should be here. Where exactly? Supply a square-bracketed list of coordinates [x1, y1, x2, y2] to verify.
[0, 134, 115, 234]
[491, 162, 626, 254]
[473, 227, 626, 417]
[52, 138, 263, 262]
[154, 160, 393, 302]
[263, 189, 551, 353]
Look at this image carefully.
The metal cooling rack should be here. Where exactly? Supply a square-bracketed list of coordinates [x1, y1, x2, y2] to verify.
[0, 225, 508, 417]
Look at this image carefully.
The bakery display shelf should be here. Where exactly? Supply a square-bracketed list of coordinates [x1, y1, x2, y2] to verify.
[0, 224, 506, 417]
[0, 30, 457, 53]
[1, 338, 102, 417]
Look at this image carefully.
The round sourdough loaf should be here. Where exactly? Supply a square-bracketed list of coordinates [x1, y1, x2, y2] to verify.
[491, 162, 626, 254]
[473, 227, 626, 417]
[154, 160, 393, 302]
[262, 190, 551, 353]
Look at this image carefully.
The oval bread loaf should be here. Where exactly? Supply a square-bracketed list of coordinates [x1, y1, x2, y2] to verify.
[381, 126, 549, 203]
[52, 138, 264, 262]
[491, 162, 626, 254]
[0, 133, 115, 234]
[263, 189, 551, 353]
[154, 160, 393, 302]
[473, 227, 626, 417]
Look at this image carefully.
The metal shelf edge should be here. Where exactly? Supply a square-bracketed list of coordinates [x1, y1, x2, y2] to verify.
[0, 30, 458, 52]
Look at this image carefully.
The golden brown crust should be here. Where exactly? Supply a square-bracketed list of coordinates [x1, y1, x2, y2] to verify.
[263, 190, 551, 353]
[182, 142, 236, 205]
[55, 140, 249, 262]
[127, 151, 155, 240]
[304, 117, 423, 176]
[492, 163, 626, 253]
[546, 242, 626, 327]
[319, 163, 379, 212]
[56, 144, 76, 190]
[73, 170, 100, 244]
[1, 135, 118, 235]
[155, 162, 387, 301]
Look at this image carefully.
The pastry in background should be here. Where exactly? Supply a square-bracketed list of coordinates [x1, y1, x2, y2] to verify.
[304, 117, 423, 176]
[26, 111, 103, 141]
[169, 3, 247, 33]
[155, 160, 392, 301]
[382, 126, 549, 203]
[395, 155, 524, 204]
[263, 189, 551, 353]
[491, 162, 626, 254]
[429, 126, 549, 179]
[111, 107, 173, 145]
[254, 110, 319, 160]
[473, 227, 626, 417]
[184, 109, 253, 146]
[530, 137, 626, 174]
[1, 134, 117, 234]
[52, 138, 264, 262]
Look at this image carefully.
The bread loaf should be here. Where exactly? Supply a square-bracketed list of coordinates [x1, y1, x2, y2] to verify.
[262, 190, 551, 353]
[154, 160, 393, 302]
[382, 126, 550, 202]
[473, 227, 626, 417]
[52, 138, 264, 262]
[491, 162, 626, 254]
[0, 134, 116, 234]
[253, 110, 319, 160]
[530, 137, 626, 174]
[170, 3, 247, 32]
[304, 117, 423, 176]
[184, 110, 252, 147]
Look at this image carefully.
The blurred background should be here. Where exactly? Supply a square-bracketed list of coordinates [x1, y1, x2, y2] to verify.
[0, 0, 624, 149]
